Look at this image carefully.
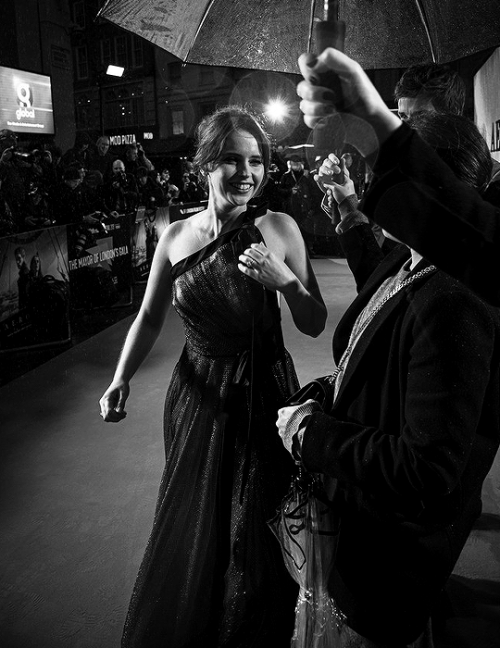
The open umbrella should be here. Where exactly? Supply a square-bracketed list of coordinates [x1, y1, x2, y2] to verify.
[98, 0, 500, 73]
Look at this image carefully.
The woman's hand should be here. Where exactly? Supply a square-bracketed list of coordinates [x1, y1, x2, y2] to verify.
[99, 380, 129, 423]
[316, 155, 356, 206]
[238, 242, 295, 292]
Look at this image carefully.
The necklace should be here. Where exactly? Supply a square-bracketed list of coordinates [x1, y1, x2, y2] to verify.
[326, 264, 437, 398]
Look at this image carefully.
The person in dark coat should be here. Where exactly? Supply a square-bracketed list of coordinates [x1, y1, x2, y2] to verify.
[296, 48, 500, 306]
[277, 111, 500, 647]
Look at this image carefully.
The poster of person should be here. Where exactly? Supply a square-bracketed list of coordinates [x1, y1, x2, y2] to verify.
[132, 202, 207, 282]
[68, 214, 133, 310]
[0, 225, 70, 351]
[131, 205, 169, 282]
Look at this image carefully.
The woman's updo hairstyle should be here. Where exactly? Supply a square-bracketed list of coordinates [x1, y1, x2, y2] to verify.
[408, 112, 492, 194]
[192, 106, 271, 191]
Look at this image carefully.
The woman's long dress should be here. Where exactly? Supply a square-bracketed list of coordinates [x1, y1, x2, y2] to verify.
[122, 213, 300, 647]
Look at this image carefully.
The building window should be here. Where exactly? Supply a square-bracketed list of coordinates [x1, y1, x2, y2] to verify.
[104, 83, 145, 128]
[72, 1, 86, 28]
[75, 45, 89, 80]
[168, 62, 182, 84]
[131, 36, 144, 68]
[100, 39, 112, 67]
[200, 66, 214, 86]
[172, 109, 184, 135]
[115, 35, 128, 68]
[75, 94, 92, 130]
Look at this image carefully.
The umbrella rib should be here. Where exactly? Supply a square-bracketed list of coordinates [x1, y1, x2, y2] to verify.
[185, 0, 219, 63]
[413, 0, 437, 62]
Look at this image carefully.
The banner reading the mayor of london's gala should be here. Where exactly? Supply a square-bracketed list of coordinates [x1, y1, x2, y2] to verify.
[0, 225, 70, 351]
[68, 214, 133, 309]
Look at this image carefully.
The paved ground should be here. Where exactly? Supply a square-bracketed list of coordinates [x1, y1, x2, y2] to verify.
[0, 258, 499, 647]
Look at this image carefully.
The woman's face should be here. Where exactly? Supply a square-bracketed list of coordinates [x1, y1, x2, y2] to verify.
[207, 129, 264, 210]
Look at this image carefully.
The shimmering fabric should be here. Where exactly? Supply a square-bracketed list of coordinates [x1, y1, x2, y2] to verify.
[122, 213, 300, 647]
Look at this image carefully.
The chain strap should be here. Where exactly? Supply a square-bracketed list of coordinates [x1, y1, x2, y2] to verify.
[327, 264, 437, 387]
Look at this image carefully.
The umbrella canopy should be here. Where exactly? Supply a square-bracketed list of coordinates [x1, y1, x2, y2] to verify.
[98, 0, 500, 73]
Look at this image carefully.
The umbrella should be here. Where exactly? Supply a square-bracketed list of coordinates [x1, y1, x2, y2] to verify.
[98, 0, 500, 73]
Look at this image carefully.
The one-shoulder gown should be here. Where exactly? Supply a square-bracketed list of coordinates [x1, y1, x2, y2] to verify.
[122, 212, 300, 647]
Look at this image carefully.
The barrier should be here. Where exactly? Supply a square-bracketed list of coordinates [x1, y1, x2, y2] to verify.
[0, 225, 71, 352]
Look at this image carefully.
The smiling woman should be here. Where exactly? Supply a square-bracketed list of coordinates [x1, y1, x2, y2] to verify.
[99, 105, 327, 647]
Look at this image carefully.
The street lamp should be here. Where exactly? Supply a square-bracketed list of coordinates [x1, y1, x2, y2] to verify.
[106, 64, 124, 77]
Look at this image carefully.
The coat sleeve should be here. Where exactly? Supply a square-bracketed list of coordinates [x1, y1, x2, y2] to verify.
[361, 124, 500, 306]
[301, 283, 499, 518]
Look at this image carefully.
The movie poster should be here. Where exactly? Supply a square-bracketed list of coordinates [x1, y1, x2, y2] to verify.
[131, 206, 169, 282]
[0, 226, 70, 351]
[132, 202, 207, 282]
[68, 214, 133, 310]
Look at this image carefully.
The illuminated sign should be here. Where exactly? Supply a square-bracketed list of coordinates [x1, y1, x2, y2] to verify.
[0, 66, 54, 135]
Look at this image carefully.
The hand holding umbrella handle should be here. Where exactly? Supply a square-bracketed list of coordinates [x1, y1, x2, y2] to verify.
[315, 0, 346, 54]
[312, 1, 346, 182]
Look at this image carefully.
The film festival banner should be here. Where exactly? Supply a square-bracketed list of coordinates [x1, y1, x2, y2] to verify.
[0, 226, 70, 352]
[68, 214, 133, 310]
[474, 47, 500, 164]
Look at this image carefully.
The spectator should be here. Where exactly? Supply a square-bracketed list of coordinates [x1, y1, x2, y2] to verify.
[0, 179, 15, 236]
[394, 62, 466, 122]
[51, 166, 98, 226]
[61, 132, 92, 171]
[158, 168, 180, 205]
[136, 167, 166, 208]
[394, 61, 500, 207]
[88, 135, 115, 182]
[102, 159, 138, 216]
[0, 129, 32, 228]
[177, 170, 206, 203]
[123, 142, 154, 176]
[278, 155, 318, 254]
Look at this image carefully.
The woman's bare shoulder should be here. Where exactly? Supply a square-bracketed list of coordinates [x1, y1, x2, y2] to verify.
[158, 211, 208, 266]
[256, 209, 301, 236]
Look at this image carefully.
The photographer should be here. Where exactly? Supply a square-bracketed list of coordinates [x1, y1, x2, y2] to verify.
[102, 159, 138, 217]
[0, 129, 33, 229]
[51, 166, 100, 227]
[123, 142, 154, 177]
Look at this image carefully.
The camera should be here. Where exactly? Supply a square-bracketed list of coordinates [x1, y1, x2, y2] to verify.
[113, 171, 128, 188]
[13, 149, 35, 163]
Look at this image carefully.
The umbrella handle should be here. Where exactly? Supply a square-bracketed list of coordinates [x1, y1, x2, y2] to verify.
[315, 0, 345, 54]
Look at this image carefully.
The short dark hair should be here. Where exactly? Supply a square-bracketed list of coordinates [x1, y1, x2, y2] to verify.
[394, 63, 466, 115]
[192, 106, 271, 190]
[408, 112, 492, 194]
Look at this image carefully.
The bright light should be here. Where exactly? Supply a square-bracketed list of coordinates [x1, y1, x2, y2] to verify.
[264, 99, 289, 123]
[106, 65, 124, 77]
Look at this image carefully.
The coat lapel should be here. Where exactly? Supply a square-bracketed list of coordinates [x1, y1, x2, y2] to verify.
[333, 251, 437, 407]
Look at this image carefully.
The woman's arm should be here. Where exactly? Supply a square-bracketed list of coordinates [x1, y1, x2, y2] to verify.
[239, 212, 327, 337]
[99, 228, 173, 422]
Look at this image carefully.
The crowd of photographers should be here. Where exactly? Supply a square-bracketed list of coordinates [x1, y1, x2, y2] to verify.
[0, 128, 208, 237]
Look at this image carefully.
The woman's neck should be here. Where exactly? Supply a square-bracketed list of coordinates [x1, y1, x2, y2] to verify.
[203, 197, 246, 237]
